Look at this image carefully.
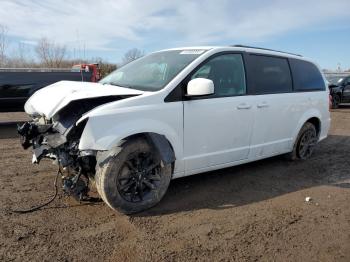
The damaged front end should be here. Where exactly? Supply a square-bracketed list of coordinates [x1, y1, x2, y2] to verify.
[18, 96, 126, 201]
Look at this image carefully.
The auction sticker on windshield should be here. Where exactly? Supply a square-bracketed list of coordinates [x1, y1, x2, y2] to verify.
[180, 50, 205, 55]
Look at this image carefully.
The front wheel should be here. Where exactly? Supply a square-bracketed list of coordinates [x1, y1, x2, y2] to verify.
[95, 138, 172, 214]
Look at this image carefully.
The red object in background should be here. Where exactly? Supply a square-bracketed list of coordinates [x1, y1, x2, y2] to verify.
[71, 64, 101, 82]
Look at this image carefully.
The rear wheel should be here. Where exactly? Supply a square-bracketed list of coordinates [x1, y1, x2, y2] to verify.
[285, 122, 318, 161]
[95, 138, 172, 214]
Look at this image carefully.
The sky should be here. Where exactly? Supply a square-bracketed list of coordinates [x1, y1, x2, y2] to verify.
[0, 0, 349, 69]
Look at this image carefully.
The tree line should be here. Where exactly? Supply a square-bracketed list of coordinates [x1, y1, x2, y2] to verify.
[0, 24, 144, 76]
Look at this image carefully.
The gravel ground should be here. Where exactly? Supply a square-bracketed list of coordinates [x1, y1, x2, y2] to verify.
[0, 109, 349, 262]
[0, 112, 30, 123]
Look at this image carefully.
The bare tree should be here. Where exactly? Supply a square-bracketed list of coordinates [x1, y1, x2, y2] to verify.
[122, 48, 145, 65]
[17, 42, 27, 63]
[0, 24, 8, 67]
[8, 42, 36, 68]
[35, 37, 67, 68]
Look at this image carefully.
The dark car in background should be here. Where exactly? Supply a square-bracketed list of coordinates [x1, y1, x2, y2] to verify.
[328, 75, 350, 108]
[0, 64, 101, 112]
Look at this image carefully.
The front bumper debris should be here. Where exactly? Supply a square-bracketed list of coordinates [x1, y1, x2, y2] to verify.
[17, 119, 96, 201]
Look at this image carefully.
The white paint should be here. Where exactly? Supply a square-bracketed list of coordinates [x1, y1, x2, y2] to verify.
[24, 81, 144, 118]
[183, 95, 255, 172]
[186, 78, 214, 96]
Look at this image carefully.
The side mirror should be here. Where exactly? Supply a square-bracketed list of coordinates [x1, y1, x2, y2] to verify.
[186, 78, 214, 97]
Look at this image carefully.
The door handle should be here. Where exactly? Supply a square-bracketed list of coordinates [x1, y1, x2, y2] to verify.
[237, 103, 252, 110]
[257, 102, 269, 108]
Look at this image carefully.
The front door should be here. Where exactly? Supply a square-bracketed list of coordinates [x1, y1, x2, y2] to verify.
[183, 53, 255, 174]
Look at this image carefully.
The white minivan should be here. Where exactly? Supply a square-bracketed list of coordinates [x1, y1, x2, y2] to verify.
[20, 45, 331, 214]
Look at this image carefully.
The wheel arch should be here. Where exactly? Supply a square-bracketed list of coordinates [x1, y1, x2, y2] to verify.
[306, 117, 321, 137]
[291, 111, 322, 148]
[120, 132, 176, 165]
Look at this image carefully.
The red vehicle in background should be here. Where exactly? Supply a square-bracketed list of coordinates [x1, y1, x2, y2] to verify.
[71, 63, 101, 82]
[0, 64, 102, 112]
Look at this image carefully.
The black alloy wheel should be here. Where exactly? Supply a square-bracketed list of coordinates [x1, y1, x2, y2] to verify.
[297, 128, 317, 159]
[95, 137, 173, 214]
[116, 152, 161, 203]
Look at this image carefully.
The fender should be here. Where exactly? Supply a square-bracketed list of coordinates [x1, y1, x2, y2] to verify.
[79, 116, 181, 149]
[77, 102, 184, 173]
[95, 133, 175, 167]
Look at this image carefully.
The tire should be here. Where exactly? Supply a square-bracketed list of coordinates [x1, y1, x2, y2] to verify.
[285, 122, 318, 161]
[331, 94, 340, 109]
[95, 137, 172, 214]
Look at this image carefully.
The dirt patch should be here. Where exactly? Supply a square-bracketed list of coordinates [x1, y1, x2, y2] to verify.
[0, 110, 349, 261]
[0, 112, 30, 123]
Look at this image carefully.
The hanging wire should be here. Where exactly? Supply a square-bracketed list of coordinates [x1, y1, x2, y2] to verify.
[12, 168, 61, 214]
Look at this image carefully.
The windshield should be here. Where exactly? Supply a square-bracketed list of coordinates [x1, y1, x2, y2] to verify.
[100, 50, 206, 91]
[325, 76, 345, 85]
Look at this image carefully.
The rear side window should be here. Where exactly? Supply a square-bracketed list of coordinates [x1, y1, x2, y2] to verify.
[247, 55, 293, 94]
[290, 59, 325, 91]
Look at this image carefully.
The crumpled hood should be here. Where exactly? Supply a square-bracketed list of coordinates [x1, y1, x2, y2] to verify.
[24, 81, 144, 118]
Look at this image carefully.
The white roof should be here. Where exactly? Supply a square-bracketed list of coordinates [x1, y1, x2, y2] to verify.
[160, 45, 309, 61]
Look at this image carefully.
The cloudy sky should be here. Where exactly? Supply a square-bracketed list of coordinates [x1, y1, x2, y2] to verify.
[1, 0, 350, 69]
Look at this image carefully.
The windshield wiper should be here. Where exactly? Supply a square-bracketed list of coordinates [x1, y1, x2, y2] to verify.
[104, 82, 133, 89]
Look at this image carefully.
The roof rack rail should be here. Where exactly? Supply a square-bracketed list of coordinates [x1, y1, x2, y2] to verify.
[232, 45, 302, 57]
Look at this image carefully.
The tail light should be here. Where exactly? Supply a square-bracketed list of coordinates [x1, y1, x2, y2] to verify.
[329, 95, 332, 110]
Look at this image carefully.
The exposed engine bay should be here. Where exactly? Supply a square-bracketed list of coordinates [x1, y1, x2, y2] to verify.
[17, 95, 132, 201]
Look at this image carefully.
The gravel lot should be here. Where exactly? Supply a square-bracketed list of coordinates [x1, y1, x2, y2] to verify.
[0, 109, 349, 262]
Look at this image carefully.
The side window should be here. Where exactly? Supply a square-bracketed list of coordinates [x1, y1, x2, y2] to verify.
[289, 59, 326, 91]
[247, 54, 293, 94]
[190, 54, 246, 97]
